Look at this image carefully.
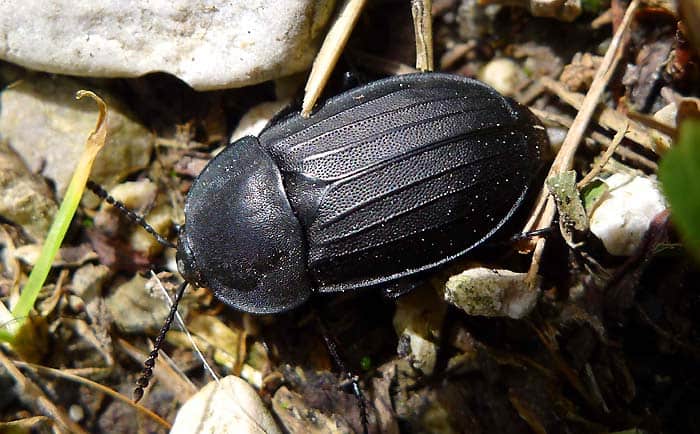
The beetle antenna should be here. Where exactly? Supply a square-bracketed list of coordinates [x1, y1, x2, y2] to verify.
[86, 180, 176, 249]
[133, 280, 188, 402]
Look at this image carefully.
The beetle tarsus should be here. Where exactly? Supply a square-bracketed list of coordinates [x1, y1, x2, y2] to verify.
[509, 226, 556, 243]
[349, 374, 369, 434]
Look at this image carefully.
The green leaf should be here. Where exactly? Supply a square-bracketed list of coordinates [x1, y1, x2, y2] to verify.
[659, 118, 700, 259]
[580, 178, 608, 215]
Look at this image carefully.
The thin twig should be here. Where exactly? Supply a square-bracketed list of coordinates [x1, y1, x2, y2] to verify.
[591, 8, 613, 29]
[530, 107, 657, 171]
[411, 0, 434, 71]
[577, 122, 628, 188]
[540, 77, 657, 153]
[626, 109, 676, 137]
[517, 81, 546, 106]
[10, 359, 173, 429]
[439, 41, 476, 70]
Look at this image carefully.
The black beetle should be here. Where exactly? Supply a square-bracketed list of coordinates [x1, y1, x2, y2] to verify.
[86, 71, 549, 409]
[176, 72, 547, 314]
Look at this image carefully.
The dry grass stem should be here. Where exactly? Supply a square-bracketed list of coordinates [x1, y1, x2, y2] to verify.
[530, 107, 658, 171]
[0, 351, 90, 434]
[577, 122, 628, 188]
[412, 0, 435, 71]
[541, 77, 658, 152]
[302, 0, 368, 117]
[11, 358, 172, 430]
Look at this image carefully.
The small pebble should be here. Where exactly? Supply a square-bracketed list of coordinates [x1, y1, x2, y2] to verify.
[171, 375, 281, 434]
[589, 174, 667, 256]
[230, 100, 291, 143]
[69, 404, 84, 422]
[478, 58, 524, 97]
[444, 267, 538, 319]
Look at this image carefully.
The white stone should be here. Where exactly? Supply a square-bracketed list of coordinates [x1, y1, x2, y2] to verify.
[444, 267, 538, 319]
[230, 100, 291, 143]
[392, 287, 446, 376]
[478, 58, 524, 97]
[404, 330, 437, 375]
[651, 102, 676, 153]
[589, 174, 667, 256]
[171, 375, 282, 434]
[0, 1, 335, 90]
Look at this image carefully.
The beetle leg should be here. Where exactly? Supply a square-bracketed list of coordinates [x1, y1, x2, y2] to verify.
[338, 374, 369, 434]
[509, 225, 556, 243]
[315, 313, 370, 434]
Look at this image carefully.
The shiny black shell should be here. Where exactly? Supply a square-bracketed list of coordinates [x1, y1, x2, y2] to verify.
[177, 73, 547, 314]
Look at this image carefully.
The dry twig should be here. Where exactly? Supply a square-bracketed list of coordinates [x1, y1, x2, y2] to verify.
[0, 351, 90, 434]
[411, 0, 434, 71]
[529, 107, 657, 170]
[540, 77, 659, 152]
[11, 358, 172, 430]
[577, 122, 628, 188]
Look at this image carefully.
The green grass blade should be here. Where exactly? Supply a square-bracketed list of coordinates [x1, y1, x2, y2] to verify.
[0, 91, 108, 343]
